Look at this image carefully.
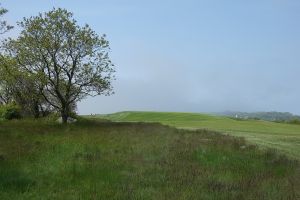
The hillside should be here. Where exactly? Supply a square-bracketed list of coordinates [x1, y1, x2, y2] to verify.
[0, 119, 299, 199]
[98, 111, 300, 159]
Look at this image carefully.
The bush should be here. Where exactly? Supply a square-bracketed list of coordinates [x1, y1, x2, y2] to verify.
[44, 112, 60, 122]
[0, 103, 22, 120]
[288, 119, 300, 125]
[69, 111, 78, 119]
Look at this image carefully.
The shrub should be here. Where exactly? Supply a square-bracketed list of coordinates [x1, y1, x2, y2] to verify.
[44, 112, 60, 122]
[288, 119, 300, 125]
[0, 103, 22, 120]
[69, 111, 78, 119]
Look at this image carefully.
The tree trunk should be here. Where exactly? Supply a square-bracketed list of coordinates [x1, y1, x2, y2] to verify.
[61, 111, 68, 123]
[61, 104, 69, 124]
[33, 100, 40, 118]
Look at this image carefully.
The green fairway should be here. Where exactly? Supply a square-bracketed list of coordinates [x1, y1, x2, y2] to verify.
[100, 111, 300, 159]
[0, 119, 299, 199]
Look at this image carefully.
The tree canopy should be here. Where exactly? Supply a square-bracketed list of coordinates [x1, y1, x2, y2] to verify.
[1, 8, 115, 122]
[0, 4, 13, 34]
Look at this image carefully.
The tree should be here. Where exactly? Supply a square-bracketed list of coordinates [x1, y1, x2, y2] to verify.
[0, 3, 13, 104]
[0, 57, 50, 117]
[0, 4, 13, 34]
[0, 57, 14, 105]
[3, 8, 115, 123]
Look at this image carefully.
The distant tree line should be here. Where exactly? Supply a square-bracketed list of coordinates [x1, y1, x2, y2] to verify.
[0, 6, 115, 123]
[222, 111, 300, 124]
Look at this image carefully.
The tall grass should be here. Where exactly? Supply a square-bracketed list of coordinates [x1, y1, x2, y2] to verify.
[0, 119, 299, 199]
[100, 111, 300, 159]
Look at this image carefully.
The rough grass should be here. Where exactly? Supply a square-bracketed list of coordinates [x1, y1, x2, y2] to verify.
[99, 111, 300, 159]
[0, 119, 299, 199]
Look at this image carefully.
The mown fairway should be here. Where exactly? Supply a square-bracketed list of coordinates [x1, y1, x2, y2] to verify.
[0, 119, 299, 199]
[101, 111, 300, 159]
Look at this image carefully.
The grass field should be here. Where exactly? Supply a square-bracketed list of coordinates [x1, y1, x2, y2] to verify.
[100, 111, 300, 159]
[0, 119, 299, 199]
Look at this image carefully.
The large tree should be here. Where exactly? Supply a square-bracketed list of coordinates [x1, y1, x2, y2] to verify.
[3, 8, 115, 123]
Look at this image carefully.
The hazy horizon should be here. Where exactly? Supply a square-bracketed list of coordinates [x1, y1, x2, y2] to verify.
[2, 0, 300, 115]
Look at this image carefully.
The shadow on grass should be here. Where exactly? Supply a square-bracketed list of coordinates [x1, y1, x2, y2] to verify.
[0, 160, 35, 193]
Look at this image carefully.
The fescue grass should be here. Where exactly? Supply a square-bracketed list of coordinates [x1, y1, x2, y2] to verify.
[99, 111, 300, 159]
[0, 119, 299, 199]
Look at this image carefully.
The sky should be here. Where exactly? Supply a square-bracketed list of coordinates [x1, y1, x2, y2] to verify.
[2, 0, 300, 115]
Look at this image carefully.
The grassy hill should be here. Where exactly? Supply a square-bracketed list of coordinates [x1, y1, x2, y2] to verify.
[99, 111, 300, 159]
[0, 119, 299, 199]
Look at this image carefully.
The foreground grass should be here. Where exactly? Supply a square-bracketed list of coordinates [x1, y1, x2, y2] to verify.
[0, 119, 299, 199]
[100, 111, 300, 159]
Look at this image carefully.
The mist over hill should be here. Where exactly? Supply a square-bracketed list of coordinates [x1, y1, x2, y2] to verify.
[220, 111, 300, 122]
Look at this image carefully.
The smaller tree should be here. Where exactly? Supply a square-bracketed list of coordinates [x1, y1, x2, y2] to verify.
[0, 56, 50, 117]
[0, 81, 12, 105]
[0, 57, 14, 105]
[0, 3, 13, 104]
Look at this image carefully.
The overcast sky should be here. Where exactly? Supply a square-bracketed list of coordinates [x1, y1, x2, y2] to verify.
[2, 0, 300, 115]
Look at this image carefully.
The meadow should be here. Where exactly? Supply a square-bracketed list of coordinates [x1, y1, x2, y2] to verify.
[101, 111, 300, 159]
[0, 118, 299, 199]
